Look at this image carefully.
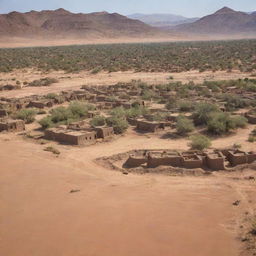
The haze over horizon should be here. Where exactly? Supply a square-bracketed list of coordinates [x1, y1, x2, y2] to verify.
[0, 0, 255, 17]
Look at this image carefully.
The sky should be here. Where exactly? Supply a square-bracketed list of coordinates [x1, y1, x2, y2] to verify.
[0, 0, 255, 17]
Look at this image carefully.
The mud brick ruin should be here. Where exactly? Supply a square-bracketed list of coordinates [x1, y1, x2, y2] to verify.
[27, 100, 54, 109]
[136, 119, 165, 133]
[45, 127, 97, 146]
[0, 119, 25, 132]
[45, 124, 114, 145]
[124, 149, 256, 171]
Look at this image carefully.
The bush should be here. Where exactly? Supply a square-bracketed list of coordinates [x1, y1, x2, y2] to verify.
[189, 134, 211, 150]
[39, 116, 53, 129]
[165, 99, 177, 110]
[69, 101, 89, 118]
[45, 93, 58, 99]
[110, 107, 126, 118]
[207, 113, 248, 135]
[207, 112, 235, 135]
[178, 100, 194, 112]
[106, 116, 128, 134]
[90, 116, 106, 127]
[29, 77, 58, 87]
[15, 108, 37, 123]
[176, 116, 195, 135]
[232, 116, 248, 128]
[193, 103, 220, 125]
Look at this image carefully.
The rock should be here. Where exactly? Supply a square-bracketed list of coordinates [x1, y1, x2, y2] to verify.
[233, 200, 241, 206]
[70, 189, 80, 193]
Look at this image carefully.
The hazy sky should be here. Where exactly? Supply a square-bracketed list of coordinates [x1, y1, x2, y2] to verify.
[0, 0, 255, 17]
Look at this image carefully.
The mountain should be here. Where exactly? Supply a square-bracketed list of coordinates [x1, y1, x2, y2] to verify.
[174, 7, 256, 35]
[0, 9, 162, 39]
[128, 13, 199, 27]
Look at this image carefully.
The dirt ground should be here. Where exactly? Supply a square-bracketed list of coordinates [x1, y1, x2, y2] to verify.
[0, 125, 255, 256]
[0, 69, 252, 99]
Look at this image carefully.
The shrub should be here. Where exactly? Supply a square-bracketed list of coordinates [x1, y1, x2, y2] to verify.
[193, 103, 220, 125]
[29, 77, 58, 87]
[165, 99, 177, 110]
[176, 116, 195, 135]
[90, 116, 106, 127]
[232, 116, 248, 128]
[207, 113, 247, 135]
[91, 67, 102, 74]
[45, 93, 58, 99]
[189, 134, 211, 150]
[207, 112, 235, 135]
[39, 116, 53, 129]
[178, 100, 194, 112]
[69, 101, 89, 118]
[15, 108, 37, 124]
[106, 116, 128, 134]
[110, 107, 126, 118]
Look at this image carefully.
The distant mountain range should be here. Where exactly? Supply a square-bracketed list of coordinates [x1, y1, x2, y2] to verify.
[0, 7, 255, 44]
[174, 7, 256, 35]
[127, 13, 199, 27]
[0, 8, 161, 38]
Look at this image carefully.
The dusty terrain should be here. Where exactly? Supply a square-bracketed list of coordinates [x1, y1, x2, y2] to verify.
[0, 69, 252, 99]
[0, 125, 256, 256]
[0, 70, 256, 256]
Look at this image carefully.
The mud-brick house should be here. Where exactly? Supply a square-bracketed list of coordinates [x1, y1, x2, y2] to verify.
[28, 100, 54, 109]
[224, 150, 256, 166]
[0, 119, 25, 132]
[94, 127, 114, 139]
[205, 152, 225, 170]
[136, 119, 165, 133]
[45, 127, 97, 145]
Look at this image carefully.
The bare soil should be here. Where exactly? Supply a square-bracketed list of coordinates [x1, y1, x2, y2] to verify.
[0, 125, 255, 256]
[0, 69, 252, 99]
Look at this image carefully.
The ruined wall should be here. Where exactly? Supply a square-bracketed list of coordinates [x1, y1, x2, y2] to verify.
[124, 155, 147, 168]
[206, 153, 225, 170]
[95, 127, 114, 139]
[147, 154, 183, 168]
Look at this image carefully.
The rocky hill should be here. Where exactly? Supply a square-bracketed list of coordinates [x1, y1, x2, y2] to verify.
[0, 9, 161, 38]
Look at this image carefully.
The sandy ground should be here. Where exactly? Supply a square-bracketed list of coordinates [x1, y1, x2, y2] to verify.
[0, 34, 255, 48]
[0, 69, 252, 99]
[0, 125, 256, 256]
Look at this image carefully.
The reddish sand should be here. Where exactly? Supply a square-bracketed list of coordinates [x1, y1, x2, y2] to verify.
[1, 129, 255, 256]
[0, 69, 252, 99]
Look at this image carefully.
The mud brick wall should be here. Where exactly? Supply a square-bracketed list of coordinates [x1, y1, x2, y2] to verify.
[124, 155, 147, 168]
[206, 154, 225, 170]
[147, 155, 183, 168]
[182, 155, 204, 169]
[247, 152, 256, 163]
[95, 127, 114, 139]
[227, 151, 248, 166]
